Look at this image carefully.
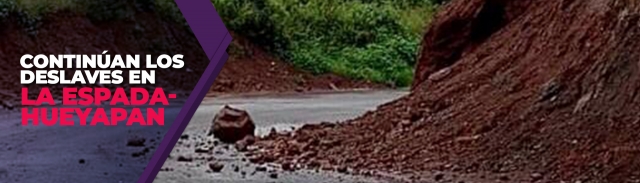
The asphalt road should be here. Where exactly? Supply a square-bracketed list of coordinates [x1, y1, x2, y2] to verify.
[0, 103, 184, 183]
[154, 90, 408, 183]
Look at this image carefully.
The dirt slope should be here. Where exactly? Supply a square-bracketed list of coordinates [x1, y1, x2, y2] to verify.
[257, 0, 640, 182]
[210, 36, 380, 94]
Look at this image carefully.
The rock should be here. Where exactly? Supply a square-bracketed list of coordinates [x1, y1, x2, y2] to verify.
[248, 154, 266, 164]
[160, 167, 172, 171]
[321, 164, 333, 171]
[573, 92, 593, 113]
[336, 166, 348, 173]
[208, 162, 224, 172]
[434, 172, 444, 181]
[180, 134, 189, 140]
[320, 139, 340, 147]
[300, 151, 317, 159]
[362, 170, 372, 176]
[269, 128, 277, 136]
[255, 166, 267, 172]
[539, 79, 562, 101]
[1, 101, 14, 110]
[210, 106, 255, 143]
[126, 136, 146, 147]
[194, 147, 210, 154]
[307, 160, 321, 168]
[499, 174, 510, 181]
[269, 172, 278, 179]
[531, 172, 543, 181]
[329, 83, 339, 90]
[428, 67, 451, 81]
[78, 159, 86, 164]
[177, 156, 193, 162]
[132, 148, 150, 157]
[400, 120, 412, 128]
[235, 135, 255, 152]
[282, 162, 294, 171]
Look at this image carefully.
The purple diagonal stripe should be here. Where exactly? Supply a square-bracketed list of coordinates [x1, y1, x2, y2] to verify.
[137, 1, 232, 182]
[174, 0, 229, 59]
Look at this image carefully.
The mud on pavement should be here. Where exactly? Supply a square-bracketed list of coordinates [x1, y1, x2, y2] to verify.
[255, 0, 640, 182]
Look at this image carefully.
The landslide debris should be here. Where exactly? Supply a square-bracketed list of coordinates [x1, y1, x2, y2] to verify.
[257, 0, 640, 182]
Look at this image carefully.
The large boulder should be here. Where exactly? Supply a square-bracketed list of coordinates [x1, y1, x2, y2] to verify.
[210, 105, 255, 143]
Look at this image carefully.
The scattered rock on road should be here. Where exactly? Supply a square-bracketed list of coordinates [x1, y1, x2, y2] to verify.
[208, 162, 224, 172]
[336, 166, 348, 173]
[269, 172, 278, 179]
[235, 135, 255, 152]
[126, 136, 146, 147]
[255, 166, 267, 172]
[282, 162, 294, 171]
[194, 146, 211, 153]
[177, 156, 193, 162]
[210, 106, 255, 143]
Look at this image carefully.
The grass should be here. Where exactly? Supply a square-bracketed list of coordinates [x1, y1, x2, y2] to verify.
[212, 0, 440, 86]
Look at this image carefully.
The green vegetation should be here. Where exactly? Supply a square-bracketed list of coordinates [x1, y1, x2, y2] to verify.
[0, 0, 441, 86]
[213, 0, 440, 86]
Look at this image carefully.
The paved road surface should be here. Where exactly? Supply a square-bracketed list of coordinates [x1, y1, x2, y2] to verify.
[0, 103, 184, 183]
[155, 90, 408, 183]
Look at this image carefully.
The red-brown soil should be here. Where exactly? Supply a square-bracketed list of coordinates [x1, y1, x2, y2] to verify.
[0, 11, 209, 105]
[210, 36, 381, 94]
[256, 0, 640, 182]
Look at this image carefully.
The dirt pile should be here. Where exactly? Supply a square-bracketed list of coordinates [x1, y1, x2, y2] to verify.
[210, 36, 381, 94]
[257, 0, 640, 182]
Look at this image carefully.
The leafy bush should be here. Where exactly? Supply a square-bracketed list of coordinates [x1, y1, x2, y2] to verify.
[212, 0, 439, 86]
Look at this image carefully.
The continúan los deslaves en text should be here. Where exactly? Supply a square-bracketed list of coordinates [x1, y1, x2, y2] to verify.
[20, 51, 184, 126]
